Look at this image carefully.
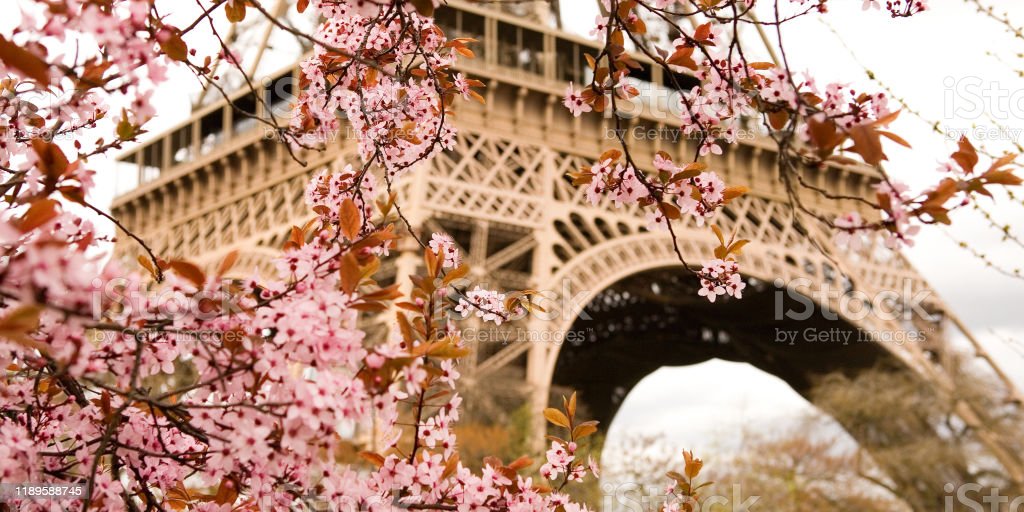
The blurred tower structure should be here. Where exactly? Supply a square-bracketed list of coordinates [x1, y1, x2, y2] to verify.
[108, 1, 1024, 508]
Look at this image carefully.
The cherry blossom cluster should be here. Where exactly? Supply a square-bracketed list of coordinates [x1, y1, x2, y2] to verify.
[873, 181, 921, 248]
[563, 0, 971, 277]
[652, 153, 728, 226]
[862, 0, 928, 17]
[669, 29, 758, 157]
[454, 285, 523, 325]
[575, 151, 732, 225]
[579, 157, 649, 207]
[832, 179, 922, 250]
[0, 2, 598, 511]
[563, 83, 592, 117]
[539, 440, 599, 483]
[292, 1, 471, 177]
[0, 188, 595, 512]
[833, 211, 867, 251]
[696, 258, 745, 303]
[683, 66, 756, 157]
[1, 0, 181, 169]
[803, 77, 892, 130]
[429, 232, 462, 269]
[832, 138, 1022, 252]
[305, 162, 378, 227]
[568, 148, 746, 299]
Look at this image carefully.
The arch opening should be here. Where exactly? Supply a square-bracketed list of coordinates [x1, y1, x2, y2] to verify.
[551, 266, 895, 426]
[548, 266, 973, 510]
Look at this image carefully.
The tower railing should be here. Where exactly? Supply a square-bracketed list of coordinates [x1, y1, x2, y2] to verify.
[110, 0, 708, 202]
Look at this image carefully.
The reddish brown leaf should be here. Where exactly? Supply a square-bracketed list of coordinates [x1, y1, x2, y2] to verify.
[31, 138, 69, 181]
[225, 0, 247, 22]
[0, 34, 50, 85]
[359, 451, 386, 467]
[693, 23, 712, 43]
[768, 110, 789, 131]
[217, 249, 239, 277]
[159, 30, 189, 62]
[0, 304, 43, 349]
[213, 477, 239, 506]
[806, 117, 844, 158]
[877, 130, 911, 149]
[339, 251, 361, 294]
[951, 136, 979, 174]
[169, 260, 206, 288]
[16, 198, 59, 233]
[667, 46, 697, 70]
[723, 185, 749, 202]
[339, 198, 361, 240]
[572, 422, 598, 439]
[544, 408, 571, 428]
[848, 125, 886, 166]
[982, 169, 1023, 186]
[137, 255, 158, 280]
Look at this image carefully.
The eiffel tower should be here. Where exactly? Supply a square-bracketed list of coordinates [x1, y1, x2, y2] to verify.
[106, 1, 1024, 508]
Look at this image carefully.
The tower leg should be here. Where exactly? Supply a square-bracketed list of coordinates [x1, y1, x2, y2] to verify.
[525, 338, 551, 453]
